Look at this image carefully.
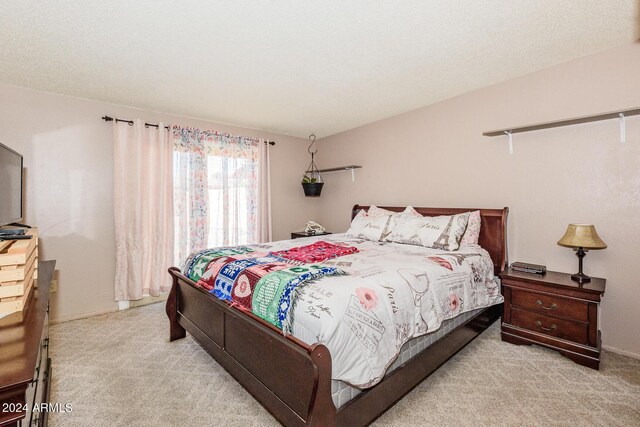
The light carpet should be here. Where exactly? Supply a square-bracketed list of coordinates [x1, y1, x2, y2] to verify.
[48, 303, 640, 426]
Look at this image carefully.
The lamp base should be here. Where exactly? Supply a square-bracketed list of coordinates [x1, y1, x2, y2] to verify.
[570, 247, 591, 285]
[571, 272, 591, 284]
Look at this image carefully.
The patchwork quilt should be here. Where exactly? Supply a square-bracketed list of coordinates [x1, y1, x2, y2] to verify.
[183, 241, 353, 329]
[182, 234, 503, 388]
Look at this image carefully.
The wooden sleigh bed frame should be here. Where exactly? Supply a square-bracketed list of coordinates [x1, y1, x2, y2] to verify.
[166, 205, 509, 426]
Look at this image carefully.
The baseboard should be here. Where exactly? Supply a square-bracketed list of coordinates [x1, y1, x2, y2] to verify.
[50, 294, 168, 325]
[129, 293, 168, 307]
[50, 307, 118, 325]
[603, 344, 640, 360]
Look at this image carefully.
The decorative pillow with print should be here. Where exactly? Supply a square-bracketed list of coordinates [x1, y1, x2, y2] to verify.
[402, 206, 423, 218]
[367, 205, 395, 217]
[346, 210, 391, 241]
[368, 205, 422, 219]
[387, 212, 470, 251]
[460, 210, 481, 246]
[369, 205, 424, 241]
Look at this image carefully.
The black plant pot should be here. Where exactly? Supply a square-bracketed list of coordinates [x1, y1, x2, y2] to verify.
[302, 182, 324, 197]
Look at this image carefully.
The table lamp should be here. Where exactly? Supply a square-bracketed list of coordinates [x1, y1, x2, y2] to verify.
[557, 224, 607, 284]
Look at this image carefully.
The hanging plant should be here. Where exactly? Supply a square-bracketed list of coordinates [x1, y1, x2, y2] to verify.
[302, 133, 323, 197]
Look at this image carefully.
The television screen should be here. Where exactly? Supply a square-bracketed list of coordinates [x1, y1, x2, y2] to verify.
[0, 143, 23, 226]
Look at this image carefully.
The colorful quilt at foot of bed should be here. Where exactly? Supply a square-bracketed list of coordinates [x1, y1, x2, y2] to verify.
[182, 246, 256, 282]
[183, 241, 356, 329]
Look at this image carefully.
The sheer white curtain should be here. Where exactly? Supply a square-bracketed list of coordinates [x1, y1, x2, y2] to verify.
[173, 126, 272, 265]
[113, 120, 174, 300]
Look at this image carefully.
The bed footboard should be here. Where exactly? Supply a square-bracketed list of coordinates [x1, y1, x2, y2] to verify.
[166, 267, 337, 427]
[165, 271, 186, 342]
[167, 267, 501, 427]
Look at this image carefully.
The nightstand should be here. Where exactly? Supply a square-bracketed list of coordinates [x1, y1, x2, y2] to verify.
[291, 231, 332, 239]
[500, 268, 605, 370]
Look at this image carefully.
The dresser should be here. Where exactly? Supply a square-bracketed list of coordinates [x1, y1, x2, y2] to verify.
[0, 260, 55, 427]
[500, 268, 605, 369]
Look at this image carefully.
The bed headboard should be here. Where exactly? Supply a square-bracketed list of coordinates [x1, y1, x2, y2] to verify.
[351, 204, 509, 274]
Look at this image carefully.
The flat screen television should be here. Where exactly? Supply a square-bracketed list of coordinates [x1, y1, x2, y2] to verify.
[0, 142, 23, 227]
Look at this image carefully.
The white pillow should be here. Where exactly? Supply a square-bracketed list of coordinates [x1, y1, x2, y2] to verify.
[346, 210, 391, 241]
[387, 212, 470, 251]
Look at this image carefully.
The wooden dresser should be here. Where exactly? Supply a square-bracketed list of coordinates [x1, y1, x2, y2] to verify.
[0, 260, 55, 427]
[500, 268, 605, 369]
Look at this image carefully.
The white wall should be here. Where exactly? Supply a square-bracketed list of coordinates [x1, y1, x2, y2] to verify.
[0, 84, 318, 322]
[316, 42, 640, 358]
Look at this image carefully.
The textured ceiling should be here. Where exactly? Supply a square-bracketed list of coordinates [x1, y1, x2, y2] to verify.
[0, 1, 638, 138]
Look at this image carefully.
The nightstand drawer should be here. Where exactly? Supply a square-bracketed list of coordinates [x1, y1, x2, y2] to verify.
[510, 288, 588, 322]
[511, 308, 588, 344]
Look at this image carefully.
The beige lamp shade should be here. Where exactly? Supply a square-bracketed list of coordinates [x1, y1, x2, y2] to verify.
[557, 224, 607, 249]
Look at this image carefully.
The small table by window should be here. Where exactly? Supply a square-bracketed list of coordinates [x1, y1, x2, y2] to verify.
[291, 231, 332, 239]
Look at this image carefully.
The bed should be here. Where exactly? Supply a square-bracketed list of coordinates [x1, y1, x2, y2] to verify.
[166, 205, 508, 426]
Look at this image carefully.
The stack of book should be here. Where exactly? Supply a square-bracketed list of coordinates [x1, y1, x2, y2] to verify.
[0, 228, 38, 317]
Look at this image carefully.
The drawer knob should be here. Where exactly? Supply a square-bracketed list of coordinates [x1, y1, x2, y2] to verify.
[536, 320, 557, 331]
[536, 299, 557, 310]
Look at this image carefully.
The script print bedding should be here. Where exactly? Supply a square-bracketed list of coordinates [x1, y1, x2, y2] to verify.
[287, 234, 502, 387]
[182, 234, 502, 388]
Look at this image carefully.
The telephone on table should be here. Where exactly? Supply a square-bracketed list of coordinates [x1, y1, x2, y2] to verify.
[305, 221, 326, 235]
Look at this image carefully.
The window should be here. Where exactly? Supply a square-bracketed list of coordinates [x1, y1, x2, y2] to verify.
[172, 128, 260, 264]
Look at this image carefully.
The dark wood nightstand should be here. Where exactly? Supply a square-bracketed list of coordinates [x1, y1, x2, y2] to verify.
[500, 268, 605, 370]
[291, 231, 332, 239]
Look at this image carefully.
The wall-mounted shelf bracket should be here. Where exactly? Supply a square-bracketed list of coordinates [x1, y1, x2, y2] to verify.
[484, 107, 640, 136]
[306, 165, 362, 182]
[484, 107, 640, 153]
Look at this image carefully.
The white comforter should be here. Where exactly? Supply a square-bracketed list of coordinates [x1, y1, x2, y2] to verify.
[274, 234, 503, 388]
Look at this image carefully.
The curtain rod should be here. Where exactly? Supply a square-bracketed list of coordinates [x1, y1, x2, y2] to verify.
[101, 116, 276, 145]
[102, 115, 169, 130]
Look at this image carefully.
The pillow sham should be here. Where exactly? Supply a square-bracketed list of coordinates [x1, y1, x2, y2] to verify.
[400, 206, 422, 218]
[367, 205, 395, 217]
[386, 212, 470, 251]
[346, 210, 391, 241]
[460, 210, 481, 246]
[368, 205, 423, 240]
[368, 205, 422, 219]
